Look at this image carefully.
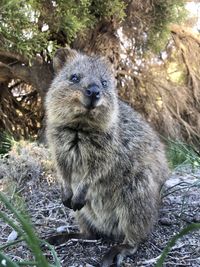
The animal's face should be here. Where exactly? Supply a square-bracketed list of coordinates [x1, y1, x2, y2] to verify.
[46, 48, 118, 130]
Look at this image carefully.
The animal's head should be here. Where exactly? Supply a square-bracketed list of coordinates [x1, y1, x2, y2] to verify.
[46, 48, 118, 131]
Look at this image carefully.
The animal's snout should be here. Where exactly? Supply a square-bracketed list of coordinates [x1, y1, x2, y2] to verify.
[85, 84, 101, 99]
[84, 84, 101, 109]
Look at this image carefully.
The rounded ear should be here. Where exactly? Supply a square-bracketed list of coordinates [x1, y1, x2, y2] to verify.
[53, 47, 78, 73]
[100, 56, 115, 74]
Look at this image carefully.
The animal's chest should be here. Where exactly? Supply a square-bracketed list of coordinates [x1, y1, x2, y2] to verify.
[65, 131, 84, 170]
[64, 131, 92, 188]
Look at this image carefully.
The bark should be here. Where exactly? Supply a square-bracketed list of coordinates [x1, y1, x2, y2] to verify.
[72, 20, 121, 67]
[0, 53, 53, 97]
[0, 52, 53, 139]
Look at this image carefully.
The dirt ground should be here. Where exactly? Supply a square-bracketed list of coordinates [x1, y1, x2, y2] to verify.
[0, 142, 200, 267]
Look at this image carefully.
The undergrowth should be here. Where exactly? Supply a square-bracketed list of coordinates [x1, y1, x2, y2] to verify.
[0, 132, 15, 156]
[155, 223, 200, 267]
[0, 138, 199, 266]
[0, 192, 61, 267]
[0, 191, 199, 267]
[166, 139, 200, 169]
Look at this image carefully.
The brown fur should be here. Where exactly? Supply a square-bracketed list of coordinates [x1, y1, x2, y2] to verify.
[45, 48, 169, 266]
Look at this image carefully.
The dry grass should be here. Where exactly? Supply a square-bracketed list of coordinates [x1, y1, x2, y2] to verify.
[0, 142, 200, 266]
[117, 26, 200, 149]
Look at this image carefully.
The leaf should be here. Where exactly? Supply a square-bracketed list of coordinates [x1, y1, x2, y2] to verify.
[155, 223, 200, 267]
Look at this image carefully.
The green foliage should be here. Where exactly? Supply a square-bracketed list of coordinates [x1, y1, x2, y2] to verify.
[0, 192, 61, 267]
[0, 0, 52, 59]
[147, 0, 187, 52]
[0, 252, 19, 267]
[0, 0, 125, 59]
[0, 132, 15, 155]
[155, 223, 200, 267]
[166, 139, 200, 169]
[32, 0, 95, 42]
[0, 0, 186, 60]
[90, 0, 125, 21]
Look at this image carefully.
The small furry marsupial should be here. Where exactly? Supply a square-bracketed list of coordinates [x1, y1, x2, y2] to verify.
[45, 48, 169, 267]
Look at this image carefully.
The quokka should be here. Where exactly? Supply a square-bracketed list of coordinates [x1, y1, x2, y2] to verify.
[45, 48, 169, 267]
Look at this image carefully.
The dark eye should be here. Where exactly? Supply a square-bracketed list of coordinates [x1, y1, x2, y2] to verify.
[101, 80, 107, 88]
[70, 74, 80, 83]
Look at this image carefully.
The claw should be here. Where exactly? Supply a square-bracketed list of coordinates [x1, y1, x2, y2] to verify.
[62, 197, 72, 209]
[101, 244, 137, 267]
[71, 199, 86, 211]
[45, 232, 96, 246]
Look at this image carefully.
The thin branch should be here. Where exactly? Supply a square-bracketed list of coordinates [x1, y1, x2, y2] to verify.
[0, 50, 29, 65]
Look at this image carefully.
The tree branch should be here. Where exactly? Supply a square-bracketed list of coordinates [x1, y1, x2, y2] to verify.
[0, 50, 29, 65]
[0, 59, 53, 97]
[11, 63, 32, 84]
[0, 63, 13, 82]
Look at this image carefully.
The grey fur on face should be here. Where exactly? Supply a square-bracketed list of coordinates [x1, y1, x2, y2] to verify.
[45, 48, 169, 266]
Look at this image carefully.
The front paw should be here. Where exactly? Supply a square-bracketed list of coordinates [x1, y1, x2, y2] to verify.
[71, 196, 86, 211]
[61, 186, 73, 209]
[62, 196, 72, 209]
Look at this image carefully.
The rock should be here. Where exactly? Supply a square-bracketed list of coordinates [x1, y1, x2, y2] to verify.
[193, 214, 200, 223]
[7, 230, 18, 242]
[1, 259, 7, 266]
[56, 225, 69, 233]
[159, 217, 173, 226]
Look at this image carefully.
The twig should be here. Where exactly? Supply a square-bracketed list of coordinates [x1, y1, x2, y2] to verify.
[68, 238, 100, 243]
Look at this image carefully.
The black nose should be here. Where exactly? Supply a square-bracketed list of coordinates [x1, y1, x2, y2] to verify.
[85, 84, 101, 100]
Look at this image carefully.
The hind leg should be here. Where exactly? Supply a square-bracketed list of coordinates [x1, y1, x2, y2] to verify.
[46, 212, 100, 246]
[100, 217, 140, 267]
[101, 242, 138, 267]
[77, 211, 101, 239]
